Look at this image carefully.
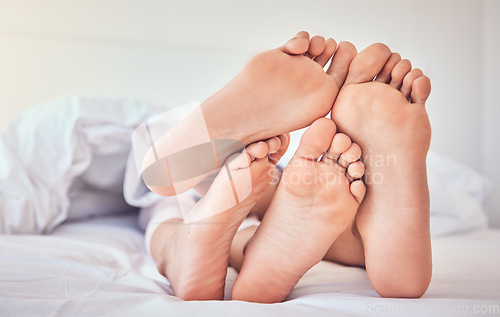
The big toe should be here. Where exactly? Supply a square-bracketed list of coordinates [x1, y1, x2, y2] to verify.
[281, 31, 310, 55]
[344, 43, 392, 85]
[294, 118, 336, 161]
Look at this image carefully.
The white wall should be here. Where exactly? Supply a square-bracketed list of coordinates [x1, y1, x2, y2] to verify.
[482, 0, 500, 227]
[0, 0, 498, 225]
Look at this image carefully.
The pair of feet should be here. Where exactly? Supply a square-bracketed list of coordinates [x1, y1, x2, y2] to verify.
[148, 31, 432, 302]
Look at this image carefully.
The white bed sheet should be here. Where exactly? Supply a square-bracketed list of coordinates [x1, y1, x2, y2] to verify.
[1, 212, 499, 317]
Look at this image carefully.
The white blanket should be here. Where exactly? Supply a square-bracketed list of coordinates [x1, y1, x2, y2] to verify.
[0, 96, 491, 236]
[1, 213, 499, 316]
[0, 96, 164, 234]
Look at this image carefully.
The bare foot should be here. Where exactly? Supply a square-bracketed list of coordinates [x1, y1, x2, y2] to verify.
[331, 44, 432, 298]
[142, 32, 357, 196]
[231, 118, 366, 303]
[150, 136, 288, 300]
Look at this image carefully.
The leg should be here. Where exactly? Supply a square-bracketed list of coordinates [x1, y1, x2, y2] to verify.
[150, 137, 287, 300]
[142, 33, 357, 196]
[232, 118, 366, 303]
[331, 43, 433, 298]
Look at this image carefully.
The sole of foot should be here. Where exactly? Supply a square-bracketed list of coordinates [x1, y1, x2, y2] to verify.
[151, 136, 289, 300]
[232, 118, 366, 303]
[143, 31, 358, 196]
[331, 43, 432, 298]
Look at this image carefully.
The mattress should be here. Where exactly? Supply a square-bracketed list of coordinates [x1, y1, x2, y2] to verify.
[1, 212, 499, 317]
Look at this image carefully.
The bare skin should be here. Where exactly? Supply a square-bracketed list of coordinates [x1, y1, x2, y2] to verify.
[143, 32, 357, 196]
[329, 43, 433, 298]
[150, 136, 288, 301]
[232, 118, 366, 303]
[148, 31, 356, 301]
[230, 44, 432, 302]
[149, 35, 432, 302]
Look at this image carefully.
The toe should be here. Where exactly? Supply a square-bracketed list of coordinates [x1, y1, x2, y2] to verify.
[321, 132, 351, 164]
[350, 180, 366, 204]
[265, 137, 281, 154]
[294, 118, 336, 161]
[375, 52, 401, 83]
[245, 141, 269, 161]
[227, 152, 271, 204]
[269, 133, 290, 165]
[344, 43, 392, 85]
[347, 161, 365, 180]
[401, 68, 424, 99]
[226, 151, 252, 171]
[306, 35, 326, 58]
[338, 143, 362, 168]
[326, 41, 357, 87]
[411, 76, 431, 105]
[390, 59, 412, 90]
[314, 38, 337, 68]
[281, 31, 310, 55]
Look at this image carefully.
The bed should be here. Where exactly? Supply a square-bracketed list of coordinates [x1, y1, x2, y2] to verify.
[1, 213, 499, 316]
[1, 97, 499, 316]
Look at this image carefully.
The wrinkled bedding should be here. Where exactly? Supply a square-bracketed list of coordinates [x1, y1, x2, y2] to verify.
[1, 97, 499, 316]
[1, 213, 499, 317]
